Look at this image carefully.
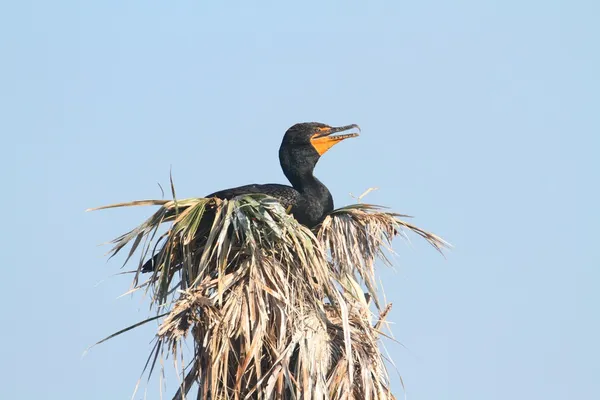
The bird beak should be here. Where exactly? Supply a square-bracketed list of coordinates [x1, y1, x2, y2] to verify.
[310, 124, 360, 155]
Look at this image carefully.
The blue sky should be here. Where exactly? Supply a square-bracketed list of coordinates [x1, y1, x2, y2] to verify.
[2, 1, 599, 399]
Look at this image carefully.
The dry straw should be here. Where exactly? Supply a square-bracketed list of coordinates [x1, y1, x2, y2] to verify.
[88, 186, 450, 400]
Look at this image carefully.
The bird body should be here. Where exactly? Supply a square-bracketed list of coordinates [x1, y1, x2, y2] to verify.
[208, 181, 331, 228]
[208, 122, 359, 227]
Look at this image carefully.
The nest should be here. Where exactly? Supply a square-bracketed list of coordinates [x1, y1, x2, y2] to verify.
[89, 192, 449, 399]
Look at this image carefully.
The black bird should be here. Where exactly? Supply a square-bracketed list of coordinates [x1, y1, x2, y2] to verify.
[208, 122, 360, 227]
[141, 122, 359, 272]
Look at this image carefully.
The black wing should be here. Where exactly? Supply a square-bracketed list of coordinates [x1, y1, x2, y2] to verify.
[208, 184, 301, 210]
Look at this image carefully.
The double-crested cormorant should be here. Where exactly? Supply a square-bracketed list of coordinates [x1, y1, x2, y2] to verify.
[208, 122, 360, 227]
[141, 122, 359, 272]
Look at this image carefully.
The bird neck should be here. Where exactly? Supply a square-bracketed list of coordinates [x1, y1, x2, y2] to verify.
[280, 153, 330, 199]
[286, 169, 329, 197]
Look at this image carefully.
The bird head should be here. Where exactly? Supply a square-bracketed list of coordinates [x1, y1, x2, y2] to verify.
[280, 122, 360, 158]
[278, 122, 360, 183]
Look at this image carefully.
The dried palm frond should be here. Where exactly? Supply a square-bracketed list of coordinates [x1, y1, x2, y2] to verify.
[88, 188, 450, 400]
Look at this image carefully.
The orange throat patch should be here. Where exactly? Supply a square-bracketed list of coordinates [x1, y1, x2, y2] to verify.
[310, 136, 346, 155]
